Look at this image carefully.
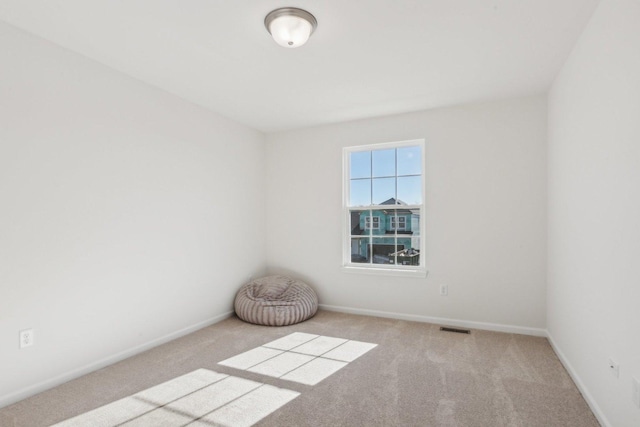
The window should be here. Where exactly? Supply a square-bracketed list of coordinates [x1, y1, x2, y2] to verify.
[364, 216, 380, 230]
[343, 139, 425, 276]
[390, 216, 406, 231]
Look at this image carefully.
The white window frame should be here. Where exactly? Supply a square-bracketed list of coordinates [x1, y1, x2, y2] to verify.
[364, 216, 380, 230]
[342, 139, 427, 278]
[390, 216, 406, 231]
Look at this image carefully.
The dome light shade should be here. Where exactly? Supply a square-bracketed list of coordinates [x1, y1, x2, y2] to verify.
[265, 7, 317, 48]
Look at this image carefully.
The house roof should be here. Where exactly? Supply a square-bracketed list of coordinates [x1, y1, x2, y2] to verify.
[381, 198, 404, 206]
[380, 198, 417, 215]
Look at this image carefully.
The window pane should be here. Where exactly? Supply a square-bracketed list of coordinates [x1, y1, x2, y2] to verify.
[371, 238, 396, 264]
[364, 214, 380, 233]
[410, 211, 421, 237]
[395, 243, 420, 266]
[368, 209, 386, 235]
[350, 179, 371, 206]
[389, 212, 407, 231]
[397, 146, 421, 176]
[350, 210, 370, 236]
[372, 149, 395, 178]
[372, 177, 395, 205]
[350, 151, 371, 179]
[350, 237, 370, 263]
[397, 176, 421, 205]
[411, 236, 421, 251]
[387, 242, 401, 265]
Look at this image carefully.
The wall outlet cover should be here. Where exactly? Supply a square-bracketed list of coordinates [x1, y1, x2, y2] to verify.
[19, 329, 34, 349]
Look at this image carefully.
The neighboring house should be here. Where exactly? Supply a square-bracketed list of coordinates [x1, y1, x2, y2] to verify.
[350, 198, 420, 265]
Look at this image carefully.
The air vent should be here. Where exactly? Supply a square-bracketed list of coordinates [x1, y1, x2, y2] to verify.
[439, 326, 471, 334]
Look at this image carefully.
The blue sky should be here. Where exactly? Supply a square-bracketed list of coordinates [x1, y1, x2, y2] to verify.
[349, 146, 422, 206]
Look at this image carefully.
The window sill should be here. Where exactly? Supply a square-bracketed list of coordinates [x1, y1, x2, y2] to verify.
[341, 265, 428, 279]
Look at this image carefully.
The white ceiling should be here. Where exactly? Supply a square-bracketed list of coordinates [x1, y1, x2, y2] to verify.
[0, 0, 600, 132]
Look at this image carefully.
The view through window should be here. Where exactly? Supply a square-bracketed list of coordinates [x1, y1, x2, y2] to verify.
[344, 140, 425, 272]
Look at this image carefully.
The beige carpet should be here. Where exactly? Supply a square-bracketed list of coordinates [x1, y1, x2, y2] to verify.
[0, 310, 599, 427]
[50, 369, 300, 427]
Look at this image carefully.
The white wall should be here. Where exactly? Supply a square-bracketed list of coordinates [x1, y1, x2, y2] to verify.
[0, 22, 266, 405]
[266, 96, 547, 333]
[547, 0, 640, 426]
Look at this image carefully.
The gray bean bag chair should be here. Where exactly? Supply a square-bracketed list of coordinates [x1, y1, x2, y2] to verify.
[234, 275, 318, 326]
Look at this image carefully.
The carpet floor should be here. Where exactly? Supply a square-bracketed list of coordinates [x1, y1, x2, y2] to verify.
[0, 310, 599, 426]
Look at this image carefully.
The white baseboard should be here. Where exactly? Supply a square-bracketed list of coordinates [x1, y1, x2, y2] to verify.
[318, 304, 547, 337]
[0, 311, 234, 409]
[546, 332, 610, 427]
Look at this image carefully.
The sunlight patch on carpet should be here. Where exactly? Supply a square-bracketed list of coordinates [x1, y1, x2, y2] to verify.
[52, 369, 299, 427]
[218, 333, 377, 386]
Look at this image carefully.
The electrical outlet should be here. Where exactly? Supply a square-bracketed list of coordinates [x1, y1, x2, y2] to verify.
[440, 284, 448, 296]
[632, 377, 640, 408]
[608, 358, 619, 378]
[19, 329, 34, 349]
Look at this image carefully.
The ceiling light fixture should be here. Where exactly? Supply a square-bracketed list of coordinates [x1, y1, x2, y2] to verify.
[264, 7, 317, 48]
